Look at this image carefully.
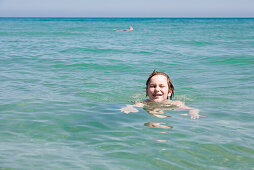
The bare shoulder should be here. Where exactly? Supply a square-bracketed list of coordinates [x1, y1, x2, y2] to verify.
[165, 100, 185, 107]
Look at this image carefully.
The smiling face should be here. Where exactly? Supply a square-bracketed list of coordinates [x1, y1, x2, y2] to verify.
[146, 75, 171, 102]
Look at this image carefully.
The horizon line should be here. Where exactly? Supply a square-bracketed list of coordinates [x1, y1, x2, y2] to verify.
[1, 16, 254, 19]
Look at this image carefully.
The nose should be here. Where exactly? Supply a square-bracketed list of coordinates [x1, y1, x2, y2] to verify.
[155, 86, 160, 92]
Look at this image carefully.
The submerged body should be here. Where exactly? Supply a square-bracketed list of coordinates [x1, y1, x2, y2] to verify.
[120, 71, 200, 119]
[114, 26, 134, 32]
[121, 99, 200, 119]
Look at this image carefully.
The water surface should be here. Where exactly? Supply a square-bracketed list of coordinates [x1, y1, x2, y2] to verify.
[1, 18, 254, 169]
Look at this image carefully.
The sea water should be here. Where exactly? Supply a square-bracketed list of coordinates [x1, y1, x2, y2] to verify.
[0, 18, 254, 169]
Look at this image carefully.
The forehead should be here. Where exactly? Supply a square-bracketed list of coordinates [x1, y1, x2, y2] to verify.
[149, 75, 168, 84]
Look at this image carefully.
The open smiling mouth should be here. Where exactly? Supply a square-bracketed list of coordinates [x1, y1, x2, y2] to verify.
[153, 94, 163, 97]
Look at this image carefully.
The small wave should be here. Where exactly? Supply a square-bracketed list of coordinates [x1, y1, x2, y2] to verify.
[211, 57, 254, 65]
[174, 95, 193, 102]
[133, 51, 156, 55]
[59, 47, 125, 54]
[128, 93, 146, 103]
[52, 63, 133, 71]
[180, 40, 213, 46]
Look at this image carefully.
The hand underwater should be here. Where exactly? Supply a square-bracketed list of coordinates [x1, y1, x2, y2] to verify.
[189, 109, 200, 119]
[119, 105, 139, 114]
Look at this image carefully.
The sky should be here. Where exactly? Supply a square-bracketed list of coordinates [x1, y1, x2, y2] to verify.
[0, 0, 254, 17]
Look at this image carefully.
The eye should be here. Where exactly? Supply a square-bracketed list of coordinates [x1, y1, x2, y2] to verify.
[150, 84, 156, 88]
[160, 85, 165, 88]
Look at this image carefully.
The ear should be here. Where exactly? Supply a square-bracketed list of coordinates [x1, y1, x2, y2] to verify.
[167, 89, 172, 97]
[168, 89, 172, 94]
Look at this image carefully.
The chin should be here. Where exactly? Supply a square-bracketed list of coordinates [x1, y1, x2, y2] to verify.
[152, 98, 166, 102]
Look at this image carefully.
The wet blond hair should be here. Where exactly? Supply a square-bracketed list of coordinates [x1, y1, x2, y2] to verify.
[146, 70, 174, 100]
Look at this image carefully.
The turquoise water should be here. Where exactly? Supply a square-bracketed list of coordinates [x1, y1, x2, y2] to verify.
[1, 18, 254, 169]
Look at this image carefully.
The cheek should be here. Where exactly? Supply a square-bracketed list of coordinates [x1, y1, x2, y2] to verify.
[147, 88, 154, 95]
[165, 88, 170, 94]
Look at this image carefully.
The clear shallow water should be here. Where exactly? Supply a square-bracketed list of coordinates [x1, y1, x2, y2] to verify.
[1, 18, 254, 169]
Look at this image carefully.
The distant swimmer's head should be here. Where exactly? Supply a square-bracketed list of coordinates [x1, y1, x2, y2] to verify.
[146, 70, 174, 102]
[129, 26, 133, 31]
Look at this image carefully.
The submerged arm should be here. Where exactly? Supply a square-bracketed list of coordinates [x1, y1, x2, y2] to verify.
[174, 101, 200, 119]
[119, 102, 144, 114]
